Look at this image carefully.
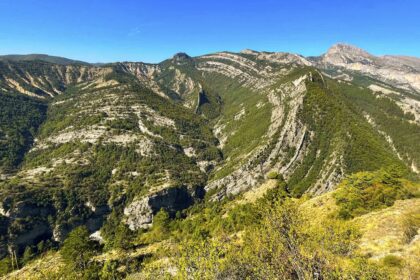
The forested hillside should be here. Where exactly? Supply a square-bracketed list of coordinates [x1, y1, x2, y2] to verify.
[0, 92, 46, 173]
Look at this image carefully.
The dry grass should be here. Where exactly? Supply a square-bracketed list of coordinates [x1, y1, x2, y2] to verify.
[237, 179, 278, 204]
[3, 252, 64, 280]
[354, 198, 420, 260]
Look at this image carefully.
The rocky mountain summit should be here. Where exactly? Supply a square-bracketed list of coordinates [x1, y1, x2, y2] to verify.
[314, 43, 420, 92]
[0, 44, 419, 267]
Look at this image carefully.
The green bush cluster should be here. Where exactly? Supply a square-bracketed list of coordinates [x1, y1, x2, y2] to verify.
[334, 169, 418, 219]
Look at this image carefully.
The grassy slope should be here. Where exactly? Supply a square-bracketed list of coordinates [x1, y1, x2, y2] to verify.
[302, 192, 420, 279]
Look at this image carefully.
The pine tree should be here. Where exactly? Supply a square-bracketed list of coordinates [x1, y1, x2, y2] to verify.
[60, 226, 97, 271]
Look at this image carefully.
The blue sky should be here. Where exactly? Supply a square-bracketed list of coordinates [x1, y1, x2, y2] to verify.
[0, 0, 419, 63]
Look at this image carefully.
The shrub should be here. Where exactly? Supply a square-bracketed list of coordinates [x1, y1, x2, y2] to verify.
[0, 257, 12, 276]
[334, 170, 417, 219]
[382, 255, 403, 268]
[60, 226, 98, 272]
[22, 246, 36, 265]
[138, 209, 171, 244]
[267, 171, 279, 179]
[145, 198, 387, 279]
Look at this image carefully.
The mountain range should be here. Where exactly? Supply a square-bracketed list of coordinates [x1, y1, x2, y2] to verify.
[0, 43, 419, 279]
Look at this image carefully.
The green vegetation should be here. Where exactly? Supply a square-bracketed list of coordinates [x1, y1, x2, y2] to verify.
[334, 81, 420, 173]
[0, 54, 89, 65]
[204, 72, 272, 180]
[402, 212, 420, 243]
[0, 53, 419, 279]
[0, 66, 222, 277]
[0, 257, 12, 276]
[288, 72, 408, 195]
[141, 197, 390, 279]
[267, 171, 279, 179]
[0, 92, 46, 172]
[334, 169, 418, 219]
[382, 255, 403, 268]
[60, 226, 101, 279]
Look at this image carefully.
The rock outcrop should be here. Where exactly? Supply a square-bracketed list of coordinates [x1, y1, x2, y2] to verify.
[124, 186, 195, 230]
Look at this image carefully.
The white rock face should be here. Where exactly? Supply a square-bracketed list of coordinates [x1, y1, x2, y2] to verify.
[183, 147, 196, 158]
[197, 160, 216, 173]
[382, 55, 420, 71]
[124, 187, 193, 230]
[124, 197, 154, 230]
[202, 53, 259, 73]
[197, 51, 302, 91]
[255, 52, 312, 66]
[323, 44, 373, 65]
[234, 107, 246, 121]
[90, 230, 104, 243]
[368, 84, 399, 95]
[0, 205, 8, 217]
[0, 62, 111, 98]
[123, 62, 168, 98]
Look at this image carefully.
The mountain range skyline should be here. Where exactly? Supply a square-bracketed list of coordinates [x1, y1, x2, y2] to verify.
[1, 0, 419, 62]
[1, 43, 419, 65]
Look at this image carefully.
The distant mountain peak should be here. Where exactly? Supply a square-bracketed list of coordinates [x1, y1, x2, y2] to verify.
[240, 49, 259, 55]
[320, 43, 376, 67]
[313, 43, 420, 92]
[326, 43, 372, 58]
[172, 52, 192, 62]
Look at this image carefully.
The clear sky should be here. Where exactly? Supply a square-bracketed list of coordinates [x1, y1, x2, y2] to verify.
[0, 0, 419, 63]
